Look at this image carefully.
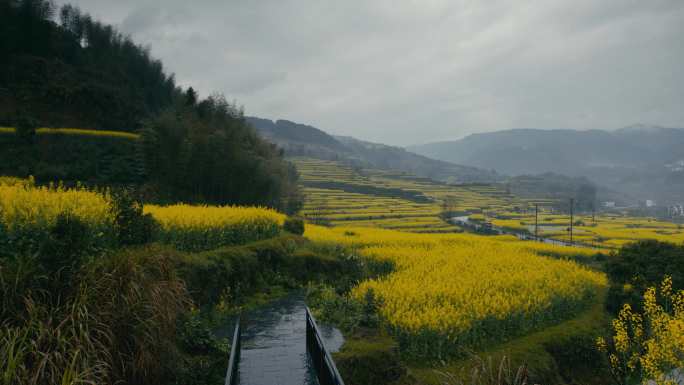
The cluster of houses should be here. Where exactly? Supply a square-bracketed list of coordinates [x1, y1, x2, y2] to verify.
[602, 200, 684, 219]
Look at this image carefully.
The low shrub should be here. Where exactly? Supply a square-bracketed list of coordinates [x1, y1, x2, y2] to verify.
[334, 336, 406, 385]
[306, 284, 365, 331]
[542, 333, 606, 383]
[177, 236, 299, 309]
[284, 216, 305, 235]
[175, 311, 230, 385]
[605, 239, 684, 313]
[306, 285, 385, 333]
[38, 212, 92, 289]
[176, 235, 361, 312]
[287, 248, 341, 281]
[111, 188, 156, 246]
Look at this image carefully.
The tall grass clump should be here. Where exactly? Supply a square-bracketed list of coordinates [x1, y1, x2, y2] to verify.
[0, 245, 191, 385]
[438, 355, 535, 385]
[145, 204, 285, 251]
[0, 181, 228, 384]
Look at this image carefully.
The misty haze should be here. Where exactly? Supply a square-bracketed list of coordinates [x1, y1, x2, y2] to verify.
[1, 1, 683, 385]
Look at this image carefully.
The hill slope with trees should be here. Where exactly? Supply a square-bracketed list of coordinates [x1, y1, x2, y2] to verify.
[0, 0, 301, 213]
[246, 116, 501, 183]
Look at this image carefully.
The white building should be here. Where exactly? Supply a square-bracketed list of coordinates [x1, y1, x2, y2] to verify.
[666, 159, 684, 172]
[669, 204, 684, 217]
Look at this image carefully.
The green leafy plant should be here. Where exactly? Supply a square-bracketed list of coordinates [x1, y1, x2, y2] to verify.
[175, 311, 230, 385]
[284, 216, 305, 235]
[597, 276, 684, 385]
[111, 189, 156, 246]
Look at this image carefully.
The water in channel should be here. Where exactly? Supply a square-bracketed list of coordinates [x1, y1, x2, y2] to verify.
[228, 293, 344, 385]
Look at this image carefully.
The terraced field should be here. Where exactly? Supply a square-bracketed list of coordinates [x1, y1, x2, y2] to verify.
[293, 158, 544, 232]
[490, 211, 684, 248]
[302, 186, 452, 232]
[294, 157, 684, 248]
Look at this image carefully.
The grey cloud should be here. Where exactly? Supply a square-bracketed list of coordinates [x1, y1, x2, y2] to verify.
[57, 0, 684, 145]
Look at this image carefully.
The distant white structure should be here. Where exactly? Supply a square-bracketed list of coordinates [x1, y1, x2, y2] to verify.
[669, 204, 684, 217]
[603, 201, 616, 208]
[666, 159, 684, 172]
[646, 200, 656, 207]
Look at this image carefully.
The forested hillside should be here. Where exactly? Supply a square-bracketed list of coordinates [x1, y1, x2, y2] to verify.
[246, 116, 500, 183]
[0, 0, 301, 212]
[0, 0, 177, 129]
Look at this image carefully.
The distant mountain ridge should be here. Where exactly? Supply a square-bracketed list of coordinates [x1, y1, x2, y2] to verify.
[245, 117, 500, 183]
[408, 125, 684, 204]
[246, 117, 346, 152]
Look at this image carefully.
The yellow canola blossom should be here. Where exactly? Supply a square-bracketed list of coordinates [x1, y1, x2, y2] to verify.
[0, 183, 113, 231]
[0, 182, 287, 253]
[306, 224, 607, 357]
[0, 127, 139, 140]
[492, 213, 684, 248]
[305, 224, 601, 258]
[145, 204, 285, 251]
[0, 183, 116, 254]
[600, 277, 684, 385]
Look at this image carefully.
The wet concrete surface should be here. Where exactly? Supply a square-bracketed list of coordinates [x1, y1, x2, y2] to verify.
[234, 293, 344, 385]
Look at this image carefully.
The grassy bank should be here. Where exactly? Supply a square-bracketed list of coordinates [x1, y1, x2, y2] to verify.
[408, 288, 611, 385]
[0, 180, 363, 384]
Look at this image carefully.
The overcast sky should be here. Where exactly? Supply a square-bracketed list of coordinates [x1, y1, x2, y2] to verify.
[59, 0, 684, 145]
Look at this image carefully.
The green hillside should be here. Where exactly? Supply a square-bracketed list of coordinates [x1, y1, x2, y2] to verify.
[0, 1, 300, 212]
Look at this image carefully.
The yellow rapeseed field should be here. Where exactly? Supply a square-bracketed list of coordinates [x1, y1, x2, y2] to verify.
[0, 127, 139, 140]
[0, 182, 115, 253]
[0, 183, 113, 230]
[145, 204, 285, 251]
[0, 181, 286, 254]
[306, 225, 607, 358]
[491, 213, 684, 248]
